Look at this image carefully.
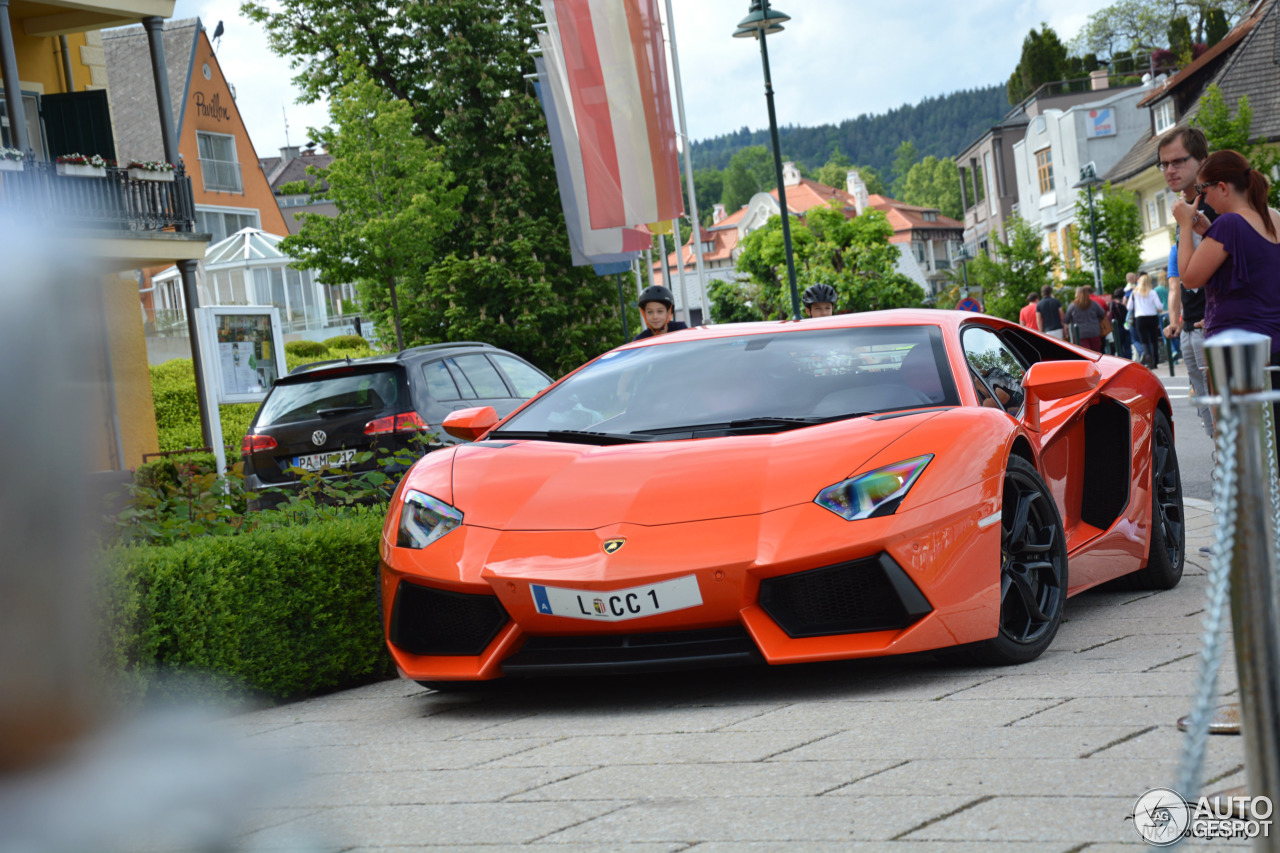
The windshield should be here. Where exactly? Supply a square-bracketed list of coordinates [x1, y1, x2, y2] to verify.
[495, 325, 958, 438]
[256, 368, 402, 427]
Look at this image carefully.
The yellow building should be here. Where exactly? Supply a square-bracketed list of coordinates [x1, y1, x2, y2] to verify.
[0, 0, 209, 471]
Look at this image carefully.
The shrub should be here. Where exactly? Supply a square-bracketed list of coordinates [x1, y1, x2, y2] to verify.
[100, 508, 392, 703]
[150, 358, 258, 454]
[284, 339, 329, 358]
[322, 334, 367, 350]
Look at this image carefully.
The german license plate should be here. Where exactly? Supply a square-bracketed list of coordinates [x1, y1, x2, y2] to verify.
[293, 448, 356, 471]
[529, 575, 702, 621]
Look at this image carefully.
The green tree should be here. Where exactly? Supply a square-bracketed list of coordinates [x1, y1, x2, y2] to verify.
[720, 145, 776, 213]
[708, 277, 766, 324]
[1075, 182, 1143, 294]
[1072, 1, 1165, 62]
[890, 140, 919, 196]
[692, 167, 724, 223]
[960, 215, 1054, 321]
[1168, 15, 1194, 65]
[812, 149, 852, 191]
[1192, 84, 1280, 207]
[734, 202, 924, 318]
[281, 61, 463, 350]
[243, 0, 630, 374]
[1205, 6, 1230, 45]
[1007, 24, 1069, 104]
[900, 156, 963, 220]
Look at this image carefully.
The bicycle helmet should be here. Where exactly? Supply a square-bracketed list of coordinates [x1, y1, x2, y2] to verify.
[802, 283, 838, 306]
[638, 285, 675, 309]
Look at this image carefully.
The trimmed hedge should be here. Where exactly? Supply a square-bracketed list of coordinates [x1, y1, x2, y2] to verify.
[322, 334, 367, 350]
[284, 339, 329, 358]
[100, 508, 393, 703]
[150, 358, 257, 453]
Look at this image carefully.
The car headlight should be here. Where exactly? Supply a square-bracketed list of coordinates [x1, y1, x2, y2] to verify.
[814, 455, 933, 521]
[397, 490, 464, 549]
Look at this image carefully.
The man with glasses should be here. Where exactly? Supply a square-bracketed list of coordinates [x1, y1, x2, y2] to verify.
[1159, 127, 1215, 438]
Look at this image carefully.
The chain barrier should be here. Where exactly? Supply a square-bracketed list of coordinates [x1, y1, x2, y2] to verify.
[1177, 404, 1239, 801]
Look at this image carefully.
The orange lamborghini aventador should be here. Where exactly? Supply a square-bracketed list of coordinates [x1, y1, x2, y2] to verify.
[378, 310, 1183, 686]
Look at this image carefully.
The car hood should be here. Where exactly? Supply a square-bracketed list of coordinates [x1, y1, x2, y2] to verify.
[448, 411, 946, 530]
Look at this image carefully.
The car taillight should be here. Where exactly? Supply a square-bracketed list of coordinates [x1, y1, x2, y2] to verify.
[364, 411, 429, 435]
[241, 433, 278, 455]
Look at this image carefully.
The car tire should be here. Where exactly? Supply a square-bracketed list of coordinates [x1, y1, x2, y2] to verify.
[963, 455, 1068, 666]
[1120, 409, 1185, 590]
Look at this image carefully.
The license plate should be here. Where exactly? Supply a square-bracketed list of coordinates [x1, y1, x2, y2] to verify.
[293, 449, 357, 471]
[529, 575, 702, 621]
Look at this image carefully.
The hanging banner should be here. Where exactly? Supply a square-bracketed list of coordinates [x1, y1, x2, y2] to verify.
[534, 54, 648, 265]
[540, 0, 684, 229]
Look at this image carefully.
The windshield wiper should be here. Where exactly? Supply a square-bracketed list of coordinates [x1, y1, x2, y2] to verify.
[316, 404, 375, 417]
[487, 429, 655, 445]
[634, 415, 855, 437]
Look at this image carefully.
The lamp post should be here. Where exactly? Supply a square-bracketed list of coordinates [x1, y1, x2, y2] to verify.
[1074, 161, 1104, 292]
[734, 0, 801, 321]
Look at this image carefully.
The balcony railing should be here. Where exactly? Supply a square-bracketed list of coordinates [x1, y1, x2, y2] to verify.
[0, 160, 196, 231]
[199, 158, 243, 193]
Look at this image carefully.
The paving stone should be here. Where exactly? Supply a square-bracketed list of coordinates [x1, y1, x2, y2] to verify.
[270, 765, 599, 807]
[487, 730, 819, 768]
[766, 724, 1153, 762]
[292, 737, 557, 773]
[720, 698, 1056, 732]
[461, 703, 780, 739]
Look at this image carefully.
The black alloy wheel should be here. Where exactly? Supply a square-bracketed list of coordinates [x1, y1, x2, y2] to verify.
[1123, 409, 1184, 590]
[965, 455, 1068, 665]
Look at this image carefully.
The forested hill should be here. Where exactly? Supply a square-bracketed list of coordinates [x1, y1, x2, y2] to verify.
[690, 84, 1009, 178]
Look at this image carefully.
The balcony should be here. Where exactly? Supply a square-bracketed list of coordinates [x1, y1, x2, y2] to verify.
[0, 160, 196, 231]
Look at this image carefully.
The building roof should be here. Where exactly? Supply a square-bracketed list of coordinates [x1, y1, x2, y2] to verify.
[768, 176, 857, 215]
[866, 195, 964, 242]
[103, 19, 200, 165]
[260, 149, 334, 191]
[1137, 2, 1268, 107]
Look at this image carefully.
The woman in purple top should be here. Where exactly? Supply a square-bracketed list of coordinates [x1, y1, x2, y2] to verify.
[1173, 150, 1280, 352]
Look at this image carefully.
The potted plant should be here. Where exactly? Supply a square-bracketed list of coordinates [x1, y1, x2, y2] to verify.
[56, 153, 110, 178]
[0, 148, 23, 172]
[126, 159, 175, 182]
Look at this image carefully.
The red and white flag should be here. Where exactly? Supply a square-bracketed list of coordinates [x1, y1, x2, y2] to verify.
[541, 0, 684, 230]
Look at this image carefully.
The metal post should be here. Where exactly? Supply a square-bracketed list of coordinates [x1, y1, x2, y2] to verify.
[672, 218, 690, 326]
[0, 0, 29, 153]
[615, 272, 630, 342]
[664, 0, 711, 324]
[658, 232, 670, 293]
[142, 18, 180, 167]
[58, 35, 75, 93]
[1086, 183, 1103, 292]
[1206, 329, 1280, 824]
[178, 259, 215, 450]
[755, 28, 800, 321]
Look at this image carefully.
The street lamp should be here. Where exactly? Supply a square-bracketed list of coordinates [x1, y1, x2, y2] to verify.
[1073, 161, 1104, 292]
[956, 242, 971, 291]
[733, 0, 801, 321]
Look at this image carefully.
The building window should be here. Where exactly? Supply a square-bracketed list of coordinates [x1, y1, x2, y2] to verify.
[1065, 225, 1082, 269]
[196, 206, 260, 243]
[0, 93, 46, 158]
[1035, 148, 1055, 195]
[1154, 101, 1175, 134]
[197, 131, 243, 193]
[984, 152, 996, 202]
[1046, 230, 1062, 279]
[923, 211, 937, 222]
[972, 163, 985, 202]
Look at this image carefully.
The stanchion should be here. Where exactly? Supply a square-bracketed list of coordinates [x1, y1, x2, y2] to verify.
[1202, 330, 1280, 835]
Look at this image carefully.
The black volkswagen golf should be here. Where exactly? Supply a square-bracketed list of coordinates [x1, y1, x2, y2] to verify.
[241, 342, 552, 506]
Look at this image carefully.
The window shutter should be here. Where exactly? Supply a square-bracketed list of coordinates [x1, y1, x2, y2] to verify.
[41, 90, 116, 162]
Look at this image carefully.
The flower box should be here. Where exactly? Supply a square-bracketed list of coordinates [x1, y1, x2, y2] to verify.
[0, 159, 22, 172]
[128, 167, 174, 182]
[57, 162, 105, 178]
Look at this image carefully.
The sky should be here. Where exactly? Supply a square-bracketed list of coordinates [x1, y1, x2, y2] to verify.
[169, 0, 1118, 160]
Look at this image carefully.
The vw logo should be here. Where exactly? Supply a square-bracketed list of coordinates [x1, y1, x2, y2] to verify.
[311, 430, 327, 446]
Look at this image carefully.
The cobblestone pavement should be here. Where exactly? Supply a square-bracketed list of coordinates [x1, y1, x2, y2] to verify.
[227, 497, 1248, 851]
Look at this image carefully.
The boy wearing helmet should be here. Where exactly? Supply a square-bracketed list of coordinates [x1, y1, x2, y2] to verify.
[802, 283, 837, 318]
[632, 285, 689, 341]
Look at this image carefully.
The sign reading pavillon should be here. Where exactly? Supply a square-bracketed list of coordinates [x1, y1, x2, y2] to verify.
[193, 91, 231, 123]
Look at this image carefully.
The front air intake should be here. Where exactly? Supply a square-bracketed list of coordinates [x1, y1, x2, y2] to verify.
[389, 581, 509, 655]
[759, 553, 931, 638]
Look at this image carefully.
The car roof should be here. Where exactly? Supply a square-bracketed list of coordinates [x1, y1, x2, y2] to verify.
[619, 309, 993, 349]
[287, 341, 506, 377]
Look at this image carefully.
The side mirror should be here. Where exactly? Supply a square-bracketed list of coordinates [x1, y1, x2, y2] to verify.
[442, 406, 500, 441]
[1022, 361, 1100, 432]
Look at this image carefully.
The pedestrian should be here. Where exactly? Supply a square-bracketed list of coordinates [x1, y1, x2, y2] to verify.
[1159, 126, 1216, 438]
[1036, 284, 1065, 339]
[1124, 273, 1146, 363]
[801, 283, 837, 318]
[1154, 275, 1180, 361]
[1172, 148, 1280, 363]
[1109, 288, 1131, 358]
[1065, 286, 1108, 353]
[1018, 292, 1039, 328]
[632, 285, 688, 341]
[1127, 274, 1164, 368]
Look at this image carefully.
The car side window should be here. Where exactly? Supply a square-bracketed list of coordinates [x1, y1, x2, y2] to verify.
[489, 354, 552, 398]
[962, 327, 1026, 414]
[422, 359, 461, 401]
[453, 354, 511, 398]
[444, 359, 478, 399]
